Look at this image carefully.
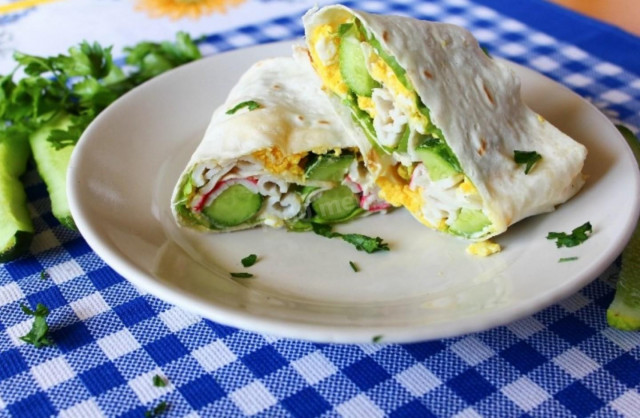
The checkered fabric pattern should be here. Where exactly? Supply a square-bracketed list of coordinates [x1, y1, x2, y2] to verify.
[2, 0, 640, 417]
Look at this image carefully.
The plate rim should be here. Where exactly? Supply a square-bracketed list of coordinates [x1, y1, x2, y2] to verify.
[68, 39, 640, 344]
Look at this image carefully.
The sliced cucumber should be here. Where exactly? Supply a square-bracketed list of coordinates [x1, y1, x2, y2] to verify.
[416, 147, 459, 181]
[607, 125, 640, 330]
[311, 185, 360, 222]
[396, 125, 411, 153]
[416, 137, 462, 181]
[0, 132, 34, 262]
[285, 219, 314, 232]
[344, 94, 386, 154]
[339, 24, 379, 97]
[300, 185, 319, 203]
[366, 30, 412, 90]
[416, 98, 447, 138]
[29, 112, 76, 230]
[305, 153, 355, 183]
[203, 184, 263, 227]
[449, 208, 491, 238]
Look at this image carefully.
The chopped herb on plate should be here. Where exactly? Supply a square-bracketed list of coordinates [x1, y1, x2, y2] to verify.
[311, 223, 389, 254]
[349, 261, 359, 272]
[559, 257, 579, 263]
[547, 222, 592, 248]
[230, 272, 254, 279]
[241, 254, 258, 267]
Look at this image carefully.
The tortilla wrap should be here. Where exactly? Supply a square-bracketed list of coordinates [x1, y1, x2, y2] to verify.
[302, 5, 587, 241]
[171, 55, 388, 232]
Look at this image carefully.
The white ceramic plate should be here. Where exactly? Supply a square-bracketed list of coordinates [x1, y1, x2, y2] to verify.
[68, 40, 640, 344]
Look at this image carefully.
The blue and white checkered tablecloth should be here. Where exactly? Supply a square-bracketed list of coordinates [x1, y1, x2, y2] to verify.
[1, 0, 640, 416]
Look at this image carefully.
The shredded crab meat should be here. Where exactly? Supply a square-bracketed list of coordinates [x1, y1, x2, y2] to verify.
[190, 160, 266, 207]
[257, 175, 289, 197]
[371, 88, 408, 148]
[342, 176, 362, 194]
[346, 161, 376, 196]
[343, 174, 388, 212]
[190, 163, 233, 202]
[343, 160, 389, 211]
[361, 193, 390, 212]
[410, 163, 483, 226]
[266, 192, 302, 219]
[223, 160, 264, 180]
[189, 159, 305, 221]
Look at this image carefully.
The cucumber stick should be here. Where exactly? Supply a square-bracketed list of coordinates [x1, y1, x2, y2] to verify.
[29, 113, 77, 230]
[0, 133, 34, 262]
[606, 125, 640, 330]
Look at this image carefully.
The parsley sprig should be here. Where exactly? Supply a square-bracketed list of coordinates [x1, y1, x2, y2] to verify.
[19, 303, 53, 348]
[230, 272, 254, 279]
[241, 254, 258, 267]
[311, 223, 390, 253]
[547, 222, 592, 248]
[0, 32, 201, 149]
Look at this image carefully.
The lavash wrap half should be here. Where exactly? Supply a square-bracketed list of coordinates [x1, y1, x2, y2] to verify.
[171, 56, 388, 232]
[302, 5, 587, 241]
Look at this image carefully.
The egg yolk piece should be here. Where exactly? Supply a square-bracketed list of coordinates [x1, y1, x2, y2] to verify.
[376, 176, 433, 227]
[466, 240, 502, 257]
[251, 148, 307, 177]
[309, 23, 349, 97]
[366, 53, 429, 132]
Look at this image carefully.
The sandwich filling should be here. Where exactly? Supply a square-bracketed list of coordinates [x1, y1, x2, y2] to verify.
[173, 146, 389, 231]
[308, 16, 493, 239]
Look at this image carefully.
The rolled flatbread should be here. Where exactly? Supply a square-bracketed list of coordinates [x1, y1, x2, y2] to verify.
[302, 5, 587, 240]
[171, 56, 388, 232]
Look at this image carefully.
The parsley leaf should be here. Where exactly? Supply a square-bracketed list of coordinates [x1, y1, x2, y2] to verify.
[124, 32, 201, 85]
[145, 401, 168, 417]
[342, 233, 390, 253]
[19, 303, 53, 348]
[230, 272, 254, 278]
[39, 270, 47, 280]
[547, 222, 592, 248]
[241, 254, 258, 268]
[349, 261, 359, 272]
[514, 150, 542, 174]
[152, 374, 167, 387]
[226, 100, 261, 115]
[310, 222, 336, 238]
[559, 257, 579, 263]
[311, 223, 390, 254]
[372, 335, 383, 343]
[0, 32, 201, 152]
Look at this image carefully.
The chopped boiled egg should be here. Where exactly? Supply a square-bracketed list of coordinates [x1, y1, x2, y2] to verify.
[357, 96, 377, 118]
[251, 148, 307, 176]
[466, 240, 502, 257]
[376, 176, 432, 227]
[458, 177, 478, 195]
[309, 24, 349, 96]
[366, 52, 428, 132]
